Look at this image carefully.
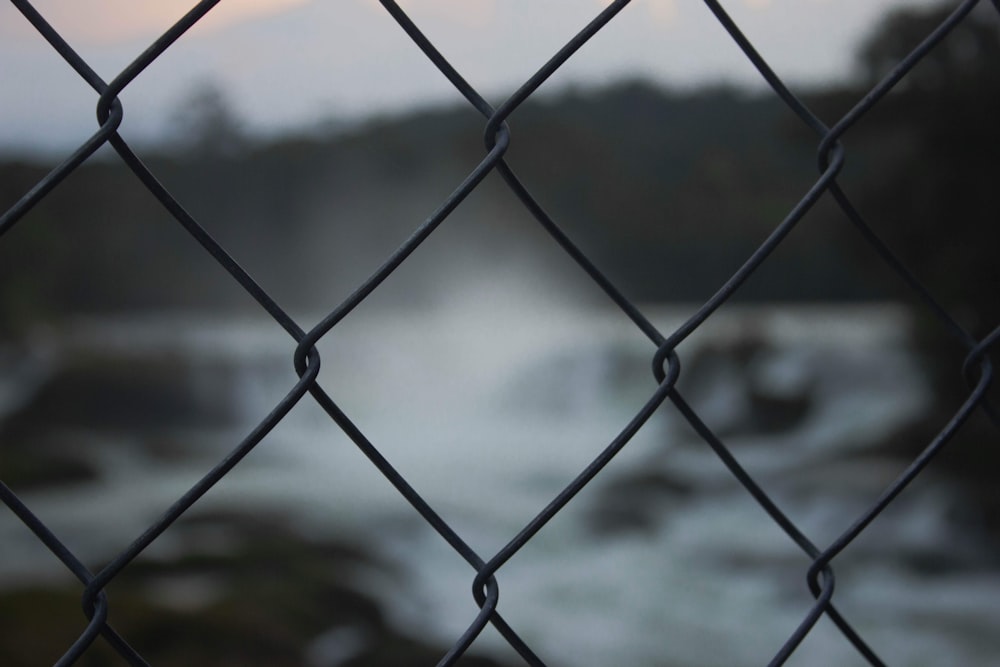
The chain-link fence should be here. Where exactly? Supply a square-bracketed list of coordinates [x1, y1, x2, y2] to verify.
[2, 0, 999, 665]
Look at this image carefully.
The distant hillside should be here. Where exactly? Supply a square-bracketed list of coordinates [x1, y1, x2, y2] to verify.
[0, 80, 888, 330]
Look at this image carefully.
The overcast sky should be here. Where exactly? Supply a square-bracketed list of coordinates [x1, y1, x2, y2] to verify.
[1, 0, 941, 154]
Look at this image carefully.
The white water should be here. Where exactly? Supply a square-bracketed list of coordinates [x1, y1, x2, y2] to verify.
[2, 303, 998, 666]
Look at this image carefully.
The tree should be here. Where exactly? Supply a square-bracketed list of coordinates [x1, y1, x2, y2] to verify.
[826, 2, 1000, 526]
[859, 4, 1000, 93]
[169, 81, 247, 157]
[830, 3, 1000, 342]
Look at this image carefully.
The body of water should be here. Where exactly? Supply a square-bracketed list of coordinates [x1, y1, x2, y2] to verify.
[1, 303, 997, 666]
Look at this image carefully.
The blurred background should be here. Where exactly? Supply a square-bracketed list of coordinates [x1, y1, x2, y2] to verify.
[1, 1, 998, 665]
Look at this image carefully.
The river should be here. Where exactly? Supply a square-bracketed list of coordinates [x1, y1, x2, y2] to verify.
[1, 303, 997, 666]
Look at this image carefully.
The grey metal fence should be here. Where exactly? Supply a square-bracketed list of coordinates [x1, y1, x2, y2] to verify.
[2, 0, 999, 665]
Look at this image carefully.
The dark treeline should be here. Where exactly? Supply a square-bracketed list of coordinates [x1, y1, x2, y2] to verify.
[814, 3, 999, 502]
[0, 2, 996, 335]
[0, 83, 849, 329]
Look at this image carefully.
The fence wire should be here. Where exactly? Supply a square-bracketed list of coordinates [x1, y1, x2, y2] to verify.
[1, 0, 999, 665]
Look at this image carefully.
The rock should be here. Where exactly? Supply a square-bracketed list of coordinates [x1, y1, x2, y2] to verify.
[2, 352, 239, 436]
[0, 510, 521, 666]
[679, 336, 815, 438]
[583, 467, 692, 537]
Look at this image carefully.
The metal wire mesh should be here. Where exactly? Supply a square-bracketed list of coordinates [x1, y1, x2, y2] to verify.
[1, 0, 999, 665]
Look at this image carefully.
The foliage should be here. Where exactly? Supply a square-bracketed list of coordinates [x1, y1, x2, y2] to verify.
[811, 3, 999, 380]
[4, 6, 996, 326]
[811, 2, 1000, 516]
[0, 80, 877, 330]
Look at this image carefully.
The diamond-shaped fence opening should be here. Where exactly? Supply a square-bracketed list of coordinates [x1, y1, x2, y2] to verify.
[1, 1, 998, 665]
